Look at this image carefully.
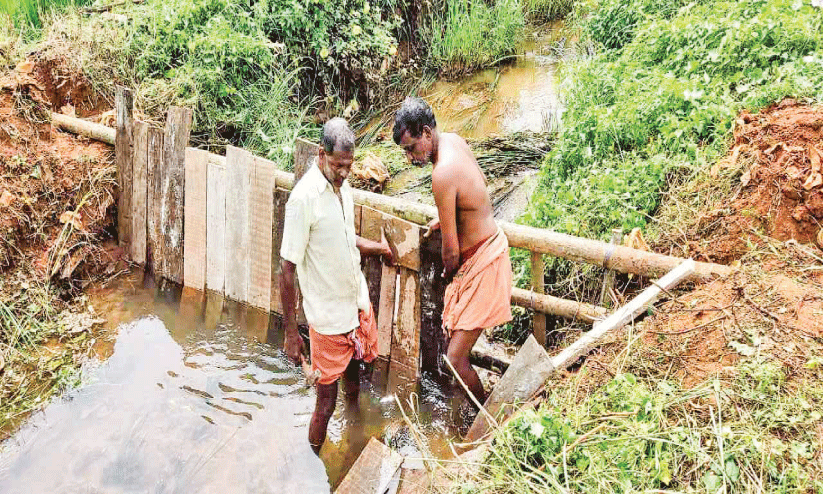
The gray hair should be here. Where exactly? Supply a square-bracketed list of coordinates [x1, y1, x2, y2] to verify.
[321, 117, 355, 154]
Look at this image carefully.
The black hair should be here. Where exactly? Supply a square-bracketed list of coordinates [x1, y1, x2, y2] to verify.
[321, 117, 355, 154]
[393, 97, 436, 144]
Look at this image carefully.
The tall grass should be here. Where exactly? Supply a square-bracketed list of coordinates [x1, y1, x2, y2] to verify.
[425, 0, 525, 78]
[0, 0, 90, 31]
[522, 0, 574, 21]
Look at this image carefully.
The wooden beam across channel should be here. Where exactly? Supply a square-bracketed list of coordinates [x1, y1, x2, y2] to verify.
[206, 154, 226, 292]
[159, 106, 193, 283]
[130, 120, 148, 265]
[183, 147, 208, 290]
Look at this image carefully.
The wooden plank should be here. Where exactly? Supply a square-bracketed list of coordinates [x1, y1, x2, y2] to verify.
[183, 147, 208, 290]
[225, 146, 252, 303]
[204, 290, 225, 331]
[147, 127, 164, 278]
[387, 267, 421, 394]
[334, 437, 402, 494]
[530, 252, 546, 346]
[115, 86, 133, 250]
[130, 120, 148, 265]
[293, 137, 318, 182]
[465, 335, 554, 442]
[361, 207, 383, 321]
[270, 188, 288, 315]
[206, 155, 226, 292]
[383, 214, 420, 272]
[354, 204, 362, 236]
[248, 156, 275, 311]
[419, 229, 447, 375]
[376, 264, 397, 358]
[160, 106, 193, 283]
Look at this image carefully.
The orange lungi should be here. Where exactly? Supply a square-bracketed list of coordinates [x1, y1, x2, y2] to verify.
[309, 303, 378, 385]
[443, 228, 513, 337]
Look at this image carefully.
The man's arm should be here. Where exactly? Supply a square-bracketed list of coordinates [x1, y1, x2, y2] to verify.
[356, 235, 393, 264]
[280, 259, 303, 364]
[432, 168, 460, 277]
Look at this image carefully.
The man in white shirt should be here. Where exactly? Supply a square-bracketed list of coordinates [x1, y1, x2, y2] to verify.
[280, 118, 392, 453]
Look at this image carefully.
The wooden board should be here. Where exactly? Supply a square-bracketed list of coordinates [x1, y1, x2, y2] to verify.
[293, 137, 318, 182]
[130, 120, 148, 265]
[248, 156, 275, 311]
[225, 146, 252, 303]
[334, 437, 402, 494]
[383, 215, 420, 272]
[387, 267, 421, 395]
[419, 229, 446, 376]
[183, 147, 208, 290]
[360, 207, 383, 320]
[531, 252, 546, 346]
[270, 188, 288, 315]
[204, 290, 225, 331]
[206, 156, 227, 292]
[354, 204, 362, 236]
[376, 265, 397, 358]
[160, 106, 193, 283]
[115, 86, 133, 250]
[147, 127, 164, 278]
[464, 335, 554, 442]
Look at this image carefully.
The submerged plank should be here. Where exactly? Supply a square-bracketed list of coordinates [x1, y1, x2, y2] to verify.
[183, 147, 208, 290]
[334, 437, 402, 494]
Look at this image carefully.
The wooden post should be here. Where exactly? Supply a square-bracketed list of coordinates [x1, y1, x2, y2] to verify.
[419, 229, 447, 376]
[147, 127, 164, 278]
[130, 120, 148, 265]
[598, 228, 623, 308]
[159, 106, 193, 283]
[183, 147, 208, 290]
[293, 137, 318, 183]
[270, 188, 288, 314]
[115, 86, 133, 250]
[206, 154, 226, 292]
[530, 251, 546, 346]
[248, 156, 275, 311]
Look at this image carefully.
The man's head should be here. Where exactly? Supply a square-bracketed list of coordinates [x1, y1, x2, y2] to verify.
[319, 117, 355, 188]
[393, 97, 437, 167]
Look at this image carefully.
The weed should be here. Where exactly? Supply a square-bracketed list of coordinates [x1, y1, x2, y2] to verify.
[522, 0, 573, 22]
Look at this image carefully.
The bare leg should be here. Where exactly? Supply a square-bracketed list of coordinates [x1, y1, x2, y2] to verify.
[446, 328, 486, 405]
[342, 359, 361, 420]
[309, 381, 338, 455]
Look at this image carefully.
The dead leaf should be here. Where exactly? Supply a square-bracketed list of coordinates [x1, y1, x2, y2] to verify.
[741, 170, 752, 187]
[59, 105, 76, 118]
[802, 172, 823, 191]
[59, 210, 84, 230]
[786, 166, 803, 180]
[792, 205, 810, 222]
[0, 189, 14, 207]
[15, 59, 34, 75]
[817, 229, 823, 250]
[765, 142, 784, 155]
[623, 227, 649, 252]
[353, 152, 389, 183]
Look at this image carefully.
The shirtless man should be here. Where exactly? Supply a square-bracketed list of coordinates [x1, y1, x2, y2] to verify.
[393, 97, 512, 405]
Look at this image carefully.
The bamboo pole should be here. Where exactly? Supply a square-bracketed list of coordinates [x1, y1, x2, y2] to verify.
[51, 112, 115, 144]
[511, 287, 607, 323]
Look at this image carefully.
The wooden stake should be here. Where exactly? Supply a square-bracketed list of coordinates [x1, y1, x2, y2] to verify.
[531, 251, 546, 346]
[115, 86, 133, 250]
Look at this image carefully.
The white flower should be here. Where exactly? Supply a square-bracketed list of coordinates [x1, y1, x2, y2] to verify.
[529, 422, 545, 437]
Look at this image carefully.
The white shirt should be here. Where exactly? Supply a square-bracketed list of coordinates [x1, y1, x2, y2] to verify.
[280, 162, 370, 335]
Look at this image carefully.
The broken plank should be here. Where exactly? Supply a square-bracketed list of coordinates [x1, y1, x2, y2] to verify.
[377, 264, 397, 358]
[115, 86, 133, 250]
[383, 214, 420, 272]
[248, 156, 275, 311]
[270, 188, 288, 315]
[225, 145, 252, 303]
[183, 147, 208, 290]
[206, 155, 226, 292]
[130, 120, 148, 265]
[334, 437, 402, 494]
[464, 334, 554, 442]
[387, 267, 421, 395]
[147, 127, 164, 278]
[159, 106, 193, 283]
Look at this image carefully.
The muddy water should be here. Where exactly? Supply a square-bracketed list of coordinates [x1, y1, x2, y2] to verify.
[424, 27, 564, 140]
[0, 274, 454, 493]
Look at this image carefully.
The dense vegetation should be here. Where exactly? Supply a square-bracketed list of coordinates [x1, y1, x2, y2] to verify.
[525, 0, 823, 241]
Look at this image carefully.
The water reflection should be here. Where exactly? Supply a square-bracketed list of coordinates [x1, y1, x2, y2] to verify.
[0, 273, 455, 493]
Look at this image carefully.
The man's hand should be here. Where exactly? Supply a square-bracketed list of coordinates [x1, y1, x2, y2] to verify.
[423, 218, 441, 239]
[284, 325, 305, 365]
[380, 231, 394, 265]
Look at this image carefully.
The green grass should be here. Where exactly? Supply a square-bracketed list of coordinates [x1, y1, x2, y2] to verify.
[425, 0, 526, 78]
[0, 0, 90, 32]
[522, 0, 574, 21]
